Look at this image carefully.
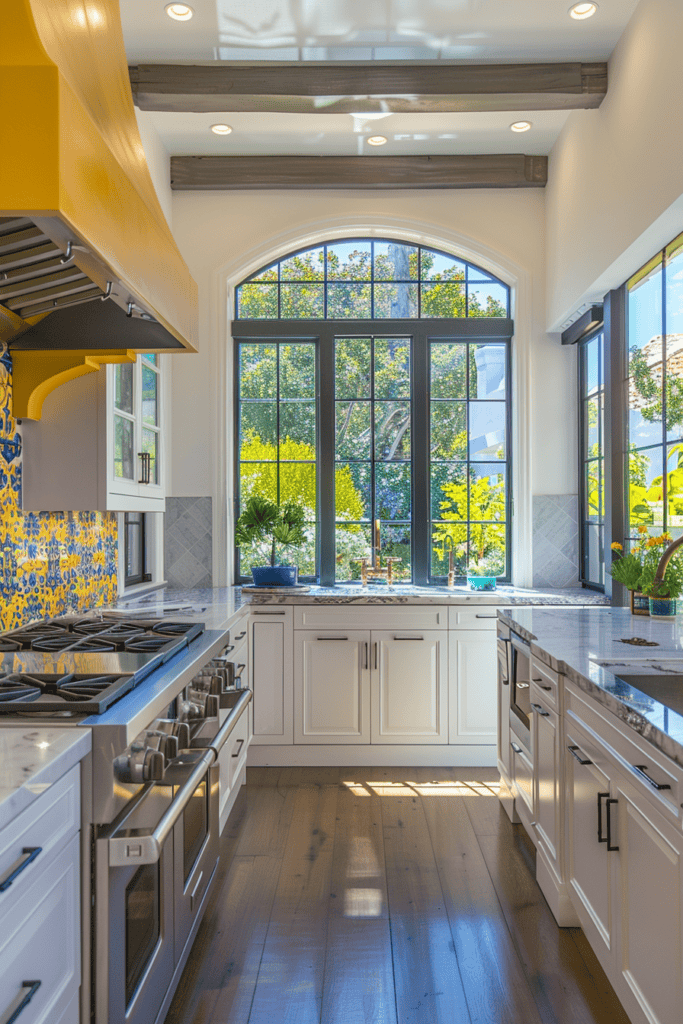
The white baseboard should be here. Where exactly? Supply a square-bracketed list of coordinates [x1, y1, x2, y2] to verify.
[247, 744, 497, 767]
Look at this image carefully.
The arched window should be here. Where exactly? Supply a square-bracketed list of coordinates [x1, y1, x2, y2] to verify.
[232, 238, 512, 586]
[236, 239, 509, 321]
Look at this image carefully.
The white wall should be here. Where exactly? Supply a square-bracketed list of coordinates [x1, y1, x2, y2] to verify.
[546, 0, 683, 330]
[169, 188, 575, 584]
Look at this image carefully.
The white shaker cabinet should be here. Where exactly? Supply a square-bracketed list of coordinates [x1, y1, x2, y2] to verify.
[21, 354, 166, 513]
[294, 631, 371, 744]
[371, 630, 448, 744]
[449, 629, 498, 744]
[249, 609, 293, 745]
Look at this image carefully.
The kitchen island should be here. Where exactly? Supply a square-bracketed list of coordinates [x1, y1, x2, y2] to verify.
[498, 605, 683, 1024]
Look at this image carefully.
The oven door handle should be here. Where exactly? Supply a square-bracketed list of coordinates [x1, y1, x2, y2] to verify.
[107, 689, 252, 868]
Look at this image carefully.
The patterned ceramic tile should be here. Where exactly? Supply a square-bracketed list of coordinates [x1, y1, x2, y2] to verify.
[164, 496, 212, 589]
[532, 494, 580, 588]
[0, 348, 118, 629]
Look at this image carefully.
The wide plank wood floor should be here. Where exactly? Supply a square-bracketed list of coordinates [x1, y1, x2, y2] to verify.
[164, 767, 630, 1024]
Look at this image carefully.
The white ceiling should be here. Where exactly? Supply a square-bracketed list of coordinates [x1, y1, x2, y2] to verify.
[120, 0, 640, 158]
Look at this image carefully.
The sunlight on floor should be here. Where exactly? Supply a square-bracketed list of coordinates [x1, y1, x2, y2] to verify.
[343, 887, 383, 917]
[341, 778, 500, 797]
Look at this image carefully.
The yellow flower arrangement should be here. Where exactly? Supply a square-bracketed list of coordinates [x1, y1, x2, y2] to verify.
[611, 542, 623, 552]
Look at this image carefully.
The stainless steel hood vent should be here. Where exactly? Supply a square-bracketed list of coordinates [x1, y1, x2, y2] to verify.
[1, 217, 183, 351]
[0, 217, 104, 319]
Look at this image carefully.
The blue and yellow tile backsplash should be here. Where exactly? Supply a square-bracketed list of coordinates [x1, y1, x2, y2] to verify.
[0, 348, 117, 629]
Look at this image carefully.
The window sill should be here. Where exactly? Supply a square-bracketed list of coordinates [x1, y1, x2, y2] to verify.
[120, 580, 168, 602]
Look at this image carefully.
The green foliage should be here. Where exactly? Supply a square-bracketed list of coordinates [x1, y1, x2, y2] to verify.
[433, 470, 506, 574]
[235, 495, 306, 567]
[638, 556, 683, 599]
[608, 552, 644, 591]
[630, 346, 683, 433]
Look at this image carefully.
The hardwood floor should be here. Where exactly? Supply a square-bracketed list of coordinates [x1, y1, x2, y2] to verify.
[164, 767, 630, 1024]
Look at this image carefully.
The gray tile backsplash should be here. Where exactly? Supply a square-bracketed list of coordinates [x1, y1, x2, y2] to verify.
[164, 497, 212, 588]
[532, 494, 580, 588]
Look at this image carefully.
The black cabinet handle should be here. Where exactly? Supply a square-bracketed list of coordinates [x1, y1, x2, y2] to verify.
[476, 614, 498, 619]
[606, 798, 619, 851]
[374, 642, 378, 670]
[364, 642, 369, 670]
[231, 739, 245, 758]
[0, 847, 42, 893]
[632, 765, 671, 791]
[568, 744, 592, 766]
[4, 980, 41, 1024]
[597, 792, 609, 843]
[137, 451, 151, 484]
[234, 631, 246, 641]
[511, 741, 522, 754]
[317, 636, 349, 641]
[532, 677, 553, 691]
[393, 636, 424, 641]
[531, 702, 550, 717]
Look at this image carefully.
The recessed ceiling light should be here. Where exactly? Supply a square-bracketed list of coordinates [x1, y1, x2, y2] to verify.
[510, 121, 532, 132]
[210, 124, 233, 135]
[367, 135, 388, 146]
[569, 2, 598, 19]
[165, 3, 193, 20]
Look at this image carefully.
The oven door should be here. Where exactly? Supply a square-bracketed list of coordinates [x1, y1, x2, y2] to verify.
[94, 786, 175, 1024]
[169, 754, 219, 961]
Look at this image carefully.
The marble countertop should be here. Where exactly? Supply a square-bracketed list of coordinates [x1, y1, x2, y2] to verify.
[110, 586, 250, 631]
[499, 606, 683, 770]
[241, 584, 609, 606]
[0, 727, 91, 832]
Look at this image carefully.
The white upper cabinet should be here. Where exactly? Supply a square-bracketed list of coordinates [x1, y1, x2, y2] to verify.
[21, 354, 166, 513]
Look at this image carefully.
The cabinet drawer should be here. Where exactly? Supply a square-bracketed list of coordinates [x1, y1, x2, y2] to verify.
[0, 765, 79, 913]
[228, 702, 250, 789]
[448, 608, 500, 630]
[566, 682, 683, 822]
[294, 604, 447, 631]
[511, 741, 534, 813]
[0, 834, 80, 1024]
[530, 656, 559, 709]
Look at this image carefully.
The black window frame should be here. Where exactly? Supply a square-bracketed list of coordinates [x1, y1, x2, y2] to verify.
[233, 318, 513, 586]
[123, 512, 151, 587]
[578, 326, 606, 590]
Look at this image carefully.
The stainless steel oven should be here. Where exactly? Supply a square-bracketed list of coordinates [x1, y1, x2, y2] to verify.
[94, 687, 250, 1024]
[509, 630, 532, 749]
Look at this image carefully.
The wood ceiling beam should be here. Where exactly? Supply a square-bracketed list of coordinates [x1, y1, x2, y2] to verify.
[130, 62, 607, 114]
[170, 154, 548, 190]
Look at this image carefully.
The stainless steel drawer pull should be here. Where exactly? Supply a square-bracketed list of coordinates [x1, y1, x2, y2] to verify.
[3, 980, 41, 1024]
[531, 702, 550, 717]
[252, 611, 286, 615]
[568, 744, 592, 766]
[0, 847, 41, 893]
[231, 739, 245, 758]
[632, 765, 671, 791]
[511, 741, 522, 754]
[393, 636, 424, 641]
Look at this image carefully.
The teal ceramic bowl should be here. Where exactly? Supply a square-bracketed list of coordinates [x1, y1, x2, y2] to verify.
[467, 575, 497, 591]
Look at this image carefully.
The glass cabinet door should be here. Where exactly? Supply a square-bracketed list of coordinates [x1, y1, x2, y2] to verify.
[114, 363, 136, 482]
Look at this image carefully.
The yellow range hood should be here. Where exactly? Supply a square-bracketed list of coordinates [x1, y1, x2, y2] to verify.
[0, 0, 198, 361]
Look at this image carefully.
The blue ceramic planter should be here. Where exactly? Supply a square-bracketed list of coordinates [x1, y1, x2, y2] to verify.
[251, 565, 298, 587]
[467, 575, 497, 591]
[648, 596, 677, 619]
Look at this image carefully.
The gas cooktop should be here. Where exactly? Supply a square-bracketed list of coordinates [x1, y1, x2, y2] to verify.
[0, 615, 205, 716]
[0, 670, 136, 715]
[0, 616, 202, 655]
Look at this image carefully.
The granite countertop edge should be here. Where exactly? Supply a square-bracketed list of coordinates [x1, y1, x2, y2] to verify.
[498, 607, 683, 772]
[0, 728, 92, 832]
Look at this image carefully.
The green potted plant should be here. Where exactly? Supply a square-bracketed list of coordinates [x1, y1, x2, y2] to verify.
[609, 537, 648, 615]
[637, 533, 683, 618]
[235, 495, 307, 586]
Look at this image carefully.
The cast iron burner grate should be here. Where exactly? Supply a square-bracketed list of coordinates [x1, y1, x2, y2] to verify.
[0, 672, 136, 714]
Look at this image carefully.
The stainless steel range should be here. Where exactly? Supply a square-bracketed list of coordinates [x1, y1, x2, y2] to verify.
[0, 613, 252, 1024]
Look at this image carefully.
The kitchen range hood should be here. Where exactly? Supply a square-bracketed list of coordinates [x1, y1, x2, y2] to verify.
[0, 0, 198, 357]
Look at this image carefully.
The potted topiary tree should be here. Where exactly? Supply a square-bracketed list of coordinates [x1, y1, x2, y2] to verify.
[235, 495, 307, 586]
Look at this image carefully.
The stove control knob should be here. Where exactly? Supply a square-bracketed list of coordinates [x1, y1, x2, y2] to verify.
[145, 732, 178, 761]
[155, 719, 191, 750]
[114, 748, 165, 784]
